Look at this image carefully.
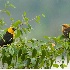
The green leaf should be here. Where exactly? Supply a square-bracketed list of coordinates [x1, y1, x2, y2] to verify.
[2, 48, 6, 55]
[32, 48, 37, 57]
[41, 50, 46, 59]
[60, 64, 67, 69]
[34, 58, 39, 68]
[15, 30, 22, 38]
[15, 63, 24, 69]
[63, 42, 69, 49]
[9, 4, 16, 8]
[8, 63, 14, 69]
[27, 51, 32, 56]
[12, 20, 21, 27]
[0, 18, 5, 26]
[28, 24, 32, 29]
[28, 38, 36, 43]
[39, 60, 44, 68]
[67, 54, 70, 64]
[57, 48, 64, 55]
[22, 47, 27, 54]
[51, 59, 55, 67]
[5, 10, 11, 16]
[53, 64, 59, 68]
[57, 35, 65, 40]
[69, 33, 70, 38]
[10, 18, 14, 22]
[63, 64, 67, 67]
[24, 17, 29, 22]
[22, 28, 27, 34]
[6, 55, 12, 66]
[62, 55, 64, 60]
[42, 14, 45, 17]
[44, 36, 51, 40]
[2, 55, 7, 64]
[31, 58, 36, 65]
[18, 49, 22, 57]
[21, 53, 26, 61]
[35, 16, 40, 24]
[23, 11, 26, 16]
[9, 47, 14, 55]
[27, 58, 31, 67]
[2, 48, 7, 64]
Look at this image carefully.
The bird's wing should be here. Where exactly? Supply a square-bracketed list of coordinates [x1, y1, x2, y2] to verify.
[0, 39, 5, 47]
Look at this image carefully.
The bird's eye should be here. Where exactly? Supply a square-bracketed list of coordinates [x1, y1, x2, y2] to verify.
[12, 28, 16, 31]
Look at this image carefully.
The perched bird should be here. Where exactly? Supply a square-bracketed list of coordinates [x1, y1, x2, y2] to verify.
[62, 24, 70, 38]
[0, 27, 16, 47]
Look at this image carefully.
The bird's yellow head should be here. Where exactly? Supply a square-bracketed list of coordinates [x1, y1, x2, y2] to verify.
[8, 27, 16, 36]
[62, 24, 69, 28]
[62, 24, 70, 32]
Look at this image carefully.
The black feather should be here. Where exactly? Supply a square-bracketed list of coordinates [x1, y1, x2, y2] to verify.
[63, 27, 70, 38]
[0, 31, 13, 47]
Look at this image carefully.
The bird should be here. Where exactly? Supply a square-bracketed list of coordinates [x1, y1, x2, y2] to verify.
[62, 24, 70, 38]
[0, 27, 16, 47]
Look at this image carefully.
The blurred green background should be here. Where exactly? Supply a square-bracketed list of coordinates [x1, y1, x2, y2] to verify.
[0, 0, 70, 40]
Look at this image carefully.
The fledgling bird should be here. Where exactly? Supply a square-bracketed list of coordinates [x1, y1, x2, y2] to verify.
[0, 27, 16, 47]
[62, 24, 70, 38]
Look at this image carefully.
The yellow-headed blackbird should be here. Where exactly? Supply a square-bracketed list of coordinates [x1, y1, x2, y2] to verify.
[0, 27, 16, 47]
[62, 24, 70, 38]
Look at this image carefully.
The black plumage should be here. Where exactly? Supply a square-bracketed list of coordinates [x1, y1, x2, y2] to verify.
[63, 27, 70, 38]
[0, 31, 13, 47]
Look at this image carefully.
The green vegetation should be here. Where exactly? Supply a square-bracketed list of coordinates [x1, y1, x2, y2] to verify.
[0, 1, 70, 69]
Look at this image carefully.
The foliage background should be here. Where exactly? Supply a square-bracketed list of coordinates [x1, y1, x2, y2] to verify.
[0, 0, 70, 39]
